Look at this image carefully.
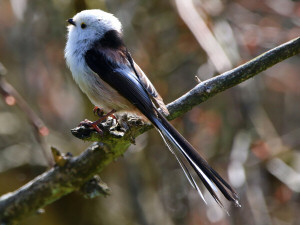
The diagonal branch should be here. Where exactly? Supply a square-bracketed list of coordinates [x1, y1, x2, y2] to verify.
[0, 37, 299, 224]
[166, 37, 300, 120]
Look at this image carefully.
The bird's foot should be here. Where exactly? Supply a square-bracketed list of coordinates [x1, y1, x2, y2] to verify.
[79, 109, 117, 134]
[79, 119, 104, 135]
[93, 107, 117, 120]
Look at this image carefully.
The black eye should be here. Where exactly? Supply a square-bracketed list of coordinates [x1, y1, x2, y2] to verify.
[81, 23, 87, 29]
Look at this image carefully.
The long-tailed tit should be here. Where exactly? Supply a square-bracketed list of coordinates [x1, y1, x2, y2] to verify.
[65, 9, 240, 208]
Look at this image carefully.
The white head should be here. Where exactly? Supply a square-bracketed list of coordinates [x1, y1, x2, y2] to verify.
[65, 9, 122, 55]
[65, 9, 123, 74]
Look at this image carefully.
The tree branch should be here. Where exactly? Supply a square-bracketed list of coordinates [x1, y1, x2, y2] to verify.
[166, 37, 300, 120]
[0, 37, 299, 224]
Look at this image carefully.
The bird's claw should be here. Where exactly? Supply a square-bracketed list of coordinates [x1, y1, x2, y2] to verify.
[79, 119, 104, 135]
[78, 109, 117, 134]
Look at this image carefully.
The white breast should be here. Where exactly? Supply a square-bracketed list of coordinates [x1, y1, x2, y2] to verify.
[65, 42, 131, 112]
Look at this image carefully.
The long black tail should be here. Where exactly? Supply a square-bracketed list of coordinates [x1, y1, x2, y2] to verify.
[150, 110, 240, 208]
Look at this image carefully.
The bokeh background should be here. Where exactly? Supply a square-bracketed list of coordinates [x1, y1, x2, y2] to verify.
[0, 0, 300, 224]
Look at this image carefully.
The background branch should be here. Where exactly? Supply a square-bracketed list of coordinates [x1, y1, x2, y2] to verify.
[175, 0, 232, 73]
[0, 63, 52, 166]
[0, 37, 299, 224]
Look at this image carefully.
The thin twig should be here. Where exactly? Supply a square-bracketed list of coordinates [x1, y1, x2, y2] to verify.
[167, 37, 300, 120]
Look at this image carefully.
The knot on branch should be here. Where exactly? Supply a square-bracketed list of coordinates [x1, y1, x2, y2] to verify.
[51, 147, 73, 167]
[80, 175, 110, 199]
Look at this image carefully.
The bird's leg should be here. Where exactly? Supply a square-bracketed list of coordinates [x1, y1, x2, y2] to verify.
[93, 106, 117, 120]
[93, 106, 104, 117]
[79, 109, 117, 134]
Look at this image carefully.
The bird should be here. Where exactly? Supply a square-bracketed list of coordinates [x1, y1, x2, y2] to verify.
[65, 9, 240, 209]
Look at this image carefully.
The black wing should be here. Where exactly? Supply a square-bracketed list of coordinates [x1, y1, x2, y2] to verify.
[125, 51, 169, 116]
[91, 29, 168, 116]
[85, 47, 157, 120]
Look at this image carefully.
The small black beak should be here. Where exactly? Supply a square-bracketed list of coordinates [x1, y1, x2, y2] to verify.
[67, 18, 76, 26]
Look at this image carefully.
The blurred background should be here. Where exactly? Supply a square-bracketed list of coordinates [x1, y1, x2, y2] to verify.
[0, 0, 300, 224]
